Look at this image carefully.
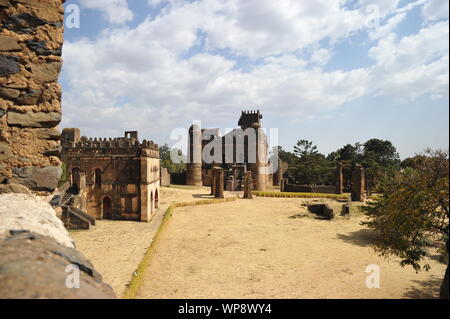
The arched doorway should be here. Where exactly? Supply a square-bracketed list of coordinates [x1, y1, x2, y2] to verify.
[150, 191, 154, 214]
[103, 196, 112, 220]
[71, 167, 80, 193]
[154, 189, 159, 210]
[94, 168, 102, 188]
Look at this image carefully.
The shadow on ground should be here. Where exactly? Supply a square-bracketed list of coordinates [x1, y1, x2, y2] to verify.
[403, 275, 443, 299]
[336, 229, 379, 247]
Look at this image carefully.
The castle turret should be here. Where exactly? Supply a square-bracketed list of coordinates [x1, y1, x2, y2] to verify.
[240, 110, 266, 191]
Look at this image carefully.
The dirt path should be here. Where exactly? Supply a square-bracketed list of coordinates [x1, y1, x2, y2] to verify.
[70, 186, 233, 297]
[136, 196, 446, 299]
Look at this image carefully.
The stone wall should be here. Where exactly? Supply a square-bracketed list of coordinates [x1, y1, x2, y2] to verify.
[0, 0, 65, 193]
[281, 181, 336, 194]
[0, 193, 116, 298]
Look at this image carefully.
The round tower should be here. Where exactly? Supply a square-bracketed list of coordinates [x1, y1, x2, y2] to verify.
[186, 124, 203, 186]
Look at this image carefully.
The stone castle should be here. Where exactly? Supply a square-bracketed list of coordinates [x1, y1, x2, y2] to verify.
[60, 129, 161, 223]
[186, 110, 271, 191]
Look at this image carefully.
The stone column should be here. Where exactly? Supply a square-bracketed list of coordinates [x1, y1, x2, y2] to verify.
[243, 171, 253, 199]
[186, 124, 202, 186]
[351, 164, 365, 202]
[210, 168, 217, 195]
[335, 162, 344, 194]
[0, 0, 65, 193]
[214, 168, 224, 198]
[280, 178, 287, 192]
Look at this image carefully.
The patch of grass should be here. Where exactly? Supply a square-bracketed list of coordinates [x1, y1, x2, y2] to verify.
[122, 196, 238, 299]
[253, 191, 350, 200]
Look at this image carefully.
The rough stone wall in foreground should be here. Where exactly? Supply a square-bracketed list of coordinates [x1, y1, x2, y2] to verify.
[0, 0, 65, 193]
[0, 192, 116, 299]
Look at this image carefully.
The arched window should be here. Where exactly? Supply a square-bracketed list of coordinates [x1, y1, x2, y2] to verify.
[94, 168, 102, 188]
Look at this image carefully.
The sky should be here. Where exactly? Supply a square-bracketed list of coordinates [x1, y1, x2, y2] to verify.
[60, 0, 449, 159]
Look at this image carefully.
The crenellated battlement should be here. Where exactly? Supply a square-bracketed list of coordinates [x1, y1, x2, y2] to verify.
[61, 129, 160, 158]
[238, 109, 263, 129]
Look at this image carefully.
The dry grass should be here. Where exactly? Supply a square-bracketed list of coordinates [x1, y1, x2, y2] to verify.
[123, 196, 238, 299]
[253, 190, 350, 200]
[136, 196, 446, 299]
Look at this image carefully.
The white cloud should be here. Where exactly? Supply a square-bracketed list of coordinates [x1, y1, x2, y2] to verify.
[310, 49, 333, 66]
[61, 0, 449, 140]
[421, 0, 449, 22]
[368, 21, 449, 100]
[369, 12, 406, 40]
[79, 0, 133, 24]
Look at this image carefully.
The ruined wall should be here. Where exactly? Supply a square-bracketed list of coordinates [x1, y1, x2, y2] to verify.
[0, 0, 65, 192]
[281, 181, 336, 194]
[0, 193, 115, 298]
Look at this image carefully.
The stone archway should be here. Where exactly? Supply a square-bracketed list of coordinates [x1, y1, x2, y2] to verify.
[102, 196, 112, 220]
[155, 189, 159, 210]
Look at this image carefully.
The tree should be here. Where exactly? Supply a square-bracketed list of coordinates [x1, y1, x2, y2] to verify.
[362, 149, 449, 299]
[289, 140, 333, 185]
[363, 139, 400, 167]
[293, 139, 318, 158]
[159, 144, 186, 173]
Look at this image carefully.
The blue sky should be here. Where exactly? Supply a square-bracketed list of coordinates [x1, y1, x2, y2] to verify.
[60, 0, 449, 159]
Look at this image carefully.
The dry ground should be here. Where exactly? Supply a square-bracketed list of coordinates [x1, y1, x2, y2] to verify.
[70, 186, 232, 297]
[135, 195, 447, 299]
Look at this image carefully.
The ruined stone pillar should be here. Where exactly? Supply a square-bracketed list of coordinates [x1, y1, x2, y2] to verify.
[351, 164, 365, 202]
[280, 178, 287, 192]
[210, 167, 217, 195]
[186, 124, 202, 186]
[214, 168, 224, 198]
[336, 162, 344, 194]
[0, 0, 65, 193]
[243, 171, 253, 199]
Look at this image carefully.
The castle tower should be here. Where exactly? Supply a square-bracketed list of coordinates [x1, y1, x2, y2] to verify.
[239, 110, 266, 191]
[186, 124, 203, 186]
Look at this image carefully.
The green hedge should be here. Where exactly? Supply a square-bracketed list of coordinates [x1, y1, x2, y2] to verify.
[253, 191, 349, 200]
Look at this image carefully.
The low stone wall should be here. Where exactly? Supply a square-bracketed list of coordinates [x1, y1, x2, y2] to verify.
[171, 172, 186, 185]
[160, 167, 170, 187]
[0, 193, 116, 298]
[61, 206, 94, 230]
[281, 180, 336, 194]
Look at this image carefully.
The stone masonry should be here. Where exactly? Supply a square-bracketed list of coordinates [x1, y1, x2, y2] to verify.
[0, 0, 65, 193]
